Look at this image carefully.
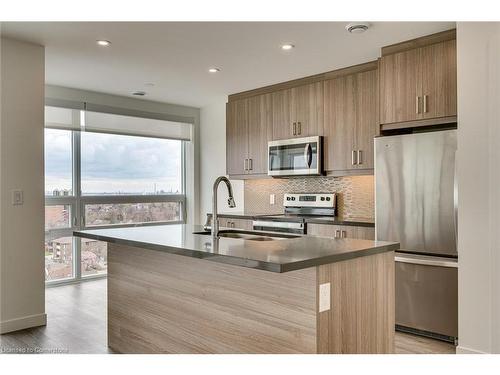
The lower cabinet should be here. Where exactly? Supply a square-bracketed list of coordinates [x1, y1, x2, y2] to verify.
[307, 223, 375, 240]
[219, 218, 253, 231]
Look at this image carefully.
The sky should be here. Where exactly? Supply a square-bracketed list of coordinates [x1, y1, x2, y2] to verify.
[44, 129, 182, 195]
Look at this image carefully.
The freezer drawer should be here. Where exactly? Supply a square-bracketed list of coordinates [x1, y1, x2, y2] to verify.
[395, 253, 458, 340]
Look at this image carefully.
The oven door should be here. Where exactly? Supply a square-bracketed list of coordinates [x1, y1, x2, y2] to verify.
[268, 136, 322, 176]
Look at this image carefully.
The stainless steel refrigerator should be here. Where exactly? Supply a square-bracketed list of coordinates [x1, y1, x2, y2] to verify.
[375, 129, 458, 343]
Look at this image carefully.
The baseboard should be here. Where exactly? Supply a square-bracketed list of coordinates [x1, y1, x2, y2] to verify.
[456, 345, 488, 354]
[0, 313, 47, 334]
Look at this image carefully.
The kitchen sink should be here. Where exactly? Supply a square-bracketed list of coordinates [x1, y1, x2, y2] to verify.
[193, 229, 299, 241]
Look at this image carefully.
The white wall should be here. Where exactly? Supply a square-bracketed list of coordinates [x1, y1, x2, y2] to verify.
[457, 22, 500, 354]
[45, 85, 201, 225]
[0, 38, 46, 333]
[199, 99, 244, 224]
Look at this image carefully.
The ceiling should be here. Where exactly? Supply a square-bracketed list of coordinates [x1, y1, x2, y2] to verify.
[1, 22, 455, 108]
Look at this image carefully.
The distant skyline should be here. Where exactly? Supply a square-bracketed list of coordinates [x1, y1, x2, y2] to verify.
[45, 129, 182, 194]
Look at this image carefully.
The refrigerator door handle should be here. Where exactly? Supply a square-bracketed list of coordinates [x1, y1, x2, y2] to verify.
[454, 151, 458, 250]
[395, 254, 458, 268]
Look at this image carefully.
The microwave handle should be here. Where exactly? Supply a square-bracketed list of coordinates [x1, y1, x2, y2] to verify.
[304, 143, 312, 168]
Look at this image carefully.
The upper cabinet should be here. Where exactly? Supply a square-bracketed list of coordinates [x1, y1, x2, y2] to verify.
[419, 39, 457, 119]
[271, 82, 323, 140]
[247, 94, 273, 174]
[226, 29, 456, 179]
[380, 32, 457, 126]
[226, 99, 248, 176]
[226, 93, 272, 176]
[323, 68, 378, 172]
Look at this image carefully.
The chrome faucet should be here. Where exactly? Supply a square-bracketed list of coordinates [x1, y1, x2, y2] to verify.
[212, 176, 236, 240]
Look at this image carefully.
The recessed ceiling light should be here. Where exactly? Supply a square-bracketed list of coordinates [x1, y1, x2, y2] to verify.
[345, 23, 370, 34]
[281, 44, 295, 51]
[96, 40, 111, 46]
[132, 91, 146, 96]
[208, 68, 221, 73]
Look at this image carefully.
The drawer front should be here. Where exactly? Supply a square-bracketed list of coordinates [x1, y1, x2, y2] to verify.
[307, 224, 374, 239]
[395, 258, 458, 338]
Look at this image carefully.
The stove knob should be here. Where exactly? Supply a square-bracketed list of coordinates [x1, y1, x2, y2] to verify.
[286, 197, 291, 201]
[320, 197, 325, 201]
[326, 197, 331, 201]
[291, 197, 296, 201]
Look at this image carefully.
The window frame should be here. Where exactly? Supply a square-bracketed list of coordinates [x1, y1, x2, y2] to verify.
[45, 113, 187, 286]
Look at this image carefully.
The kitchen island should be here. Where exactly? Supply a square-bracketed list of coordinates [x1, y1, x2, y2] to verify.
[75, 224, 399, 354]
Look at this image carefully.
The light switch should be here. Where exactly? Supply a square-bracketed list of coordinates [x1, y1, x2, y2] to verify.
[319, 282, 331, 312]
[270, 194, 275, 205]
[12, 190, 24, 205]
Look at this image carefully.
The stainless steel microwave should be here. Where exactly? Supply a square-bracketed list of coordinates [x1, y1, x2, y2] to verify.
[268, 136, 323, 176]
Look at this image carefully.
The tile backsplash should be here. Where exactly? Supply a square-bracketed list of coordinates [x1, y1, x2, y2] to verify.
[244, 175, 374, 220]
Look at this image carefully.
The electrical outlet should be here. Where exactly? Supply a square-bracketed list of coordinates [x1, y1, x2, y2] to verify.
[319, 282, 331, 312]
[12, 190, 24, 205]
[270, 194, 275, 205]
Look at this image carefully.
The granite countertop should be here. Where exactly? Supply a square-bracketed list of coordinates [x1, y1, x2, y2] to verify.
[74, 224, 397, 273]
[207, 212, 375, 227]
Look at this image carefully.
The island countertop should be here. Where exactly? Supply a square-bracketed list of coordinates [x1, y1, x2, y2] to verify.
[74, 224, 398, 273]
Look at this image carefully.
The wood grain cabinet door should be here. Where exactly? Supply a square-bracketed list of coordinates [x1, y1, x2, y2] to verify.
[379, 48, 420, 124]
[355, 227, 375, 240]
[226, 100, 248, 175]
[308, 224, 358, 238]
[354, 69, 378, 170]
[271, 89, 294, 140]
[217, 217, 230, 228]
[420, 39, 457, 119]
[292, 82, 324, 137]
[247, 94, 272, 175]
[323, 75, 356, 172]
[231, 219, 253, 230]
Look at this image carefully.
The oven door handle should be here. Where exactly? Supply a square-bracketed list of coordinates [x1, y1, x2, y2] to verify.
[304, 143, 312, 168]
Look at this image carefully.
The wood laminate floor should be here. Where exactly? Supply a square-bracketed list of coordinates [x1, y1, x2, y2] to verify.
[0, 279, 456, 354]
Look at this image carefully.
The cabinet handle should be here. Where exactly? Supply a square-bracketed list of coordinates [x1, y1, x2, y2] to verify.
[244, 158, 248, 171]
[342, 230, 347, 238]
[297, 122, 302, 135]
[249, 158, 253, 171]
[293, 122, 297, 135]
[335, 230, 341, 238]
[351, 150, 358, 165]
[423, 95, 428, 113]
[416, 96, 420, 114]
[357, 150, 363, 165]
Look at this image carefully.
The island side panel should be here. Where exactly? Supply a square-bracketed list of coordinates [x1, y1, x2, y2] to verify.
[107, 243, 317, 354]
[316, 251, 395, 354]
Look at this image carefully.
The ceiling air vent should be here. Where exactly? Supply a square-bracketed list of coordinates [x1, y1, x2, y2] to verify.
[345, 23, 370, 34]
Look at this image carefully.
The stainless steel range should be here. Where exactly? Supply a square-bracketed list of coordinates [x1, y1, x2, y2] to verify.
[252, 193, 337, 234]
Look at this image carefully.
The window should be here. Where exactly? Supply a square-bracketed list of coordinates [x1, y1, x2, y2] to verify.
[45, 236, 74, 281]
[44, 129, 73, 196]
[45, 204, 74, 281]
[84, 202, 181, 227]
[81, 239, 107, 277]
[81, 132, 182, 195]
[44, 107, 188, 284]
